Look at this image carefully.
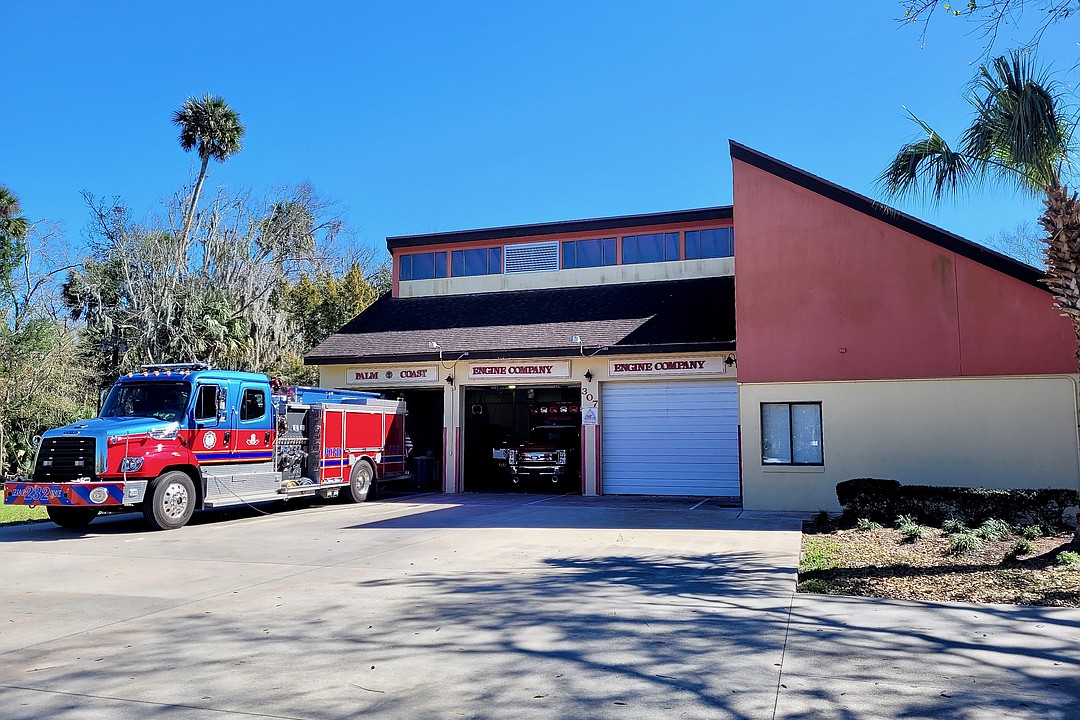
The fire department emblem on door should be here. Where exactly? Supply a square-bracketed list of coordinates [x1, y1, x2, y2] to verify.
[202, 431, 217, 449]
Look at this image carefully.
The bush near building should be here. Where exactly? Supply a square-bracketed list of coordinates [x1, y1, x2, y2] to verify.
[836, 478, 1078, 530]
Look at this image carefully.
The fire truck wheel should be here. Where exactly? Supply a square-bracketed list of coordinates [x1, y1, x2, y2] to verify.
[344, 460, 374, 503]
[143, 471, 196, 530]
[46, 506, 100, 529]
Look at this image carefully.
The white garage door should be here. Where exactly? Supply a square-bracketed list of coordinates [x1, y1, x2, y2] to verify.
[601, 381, 740, 496]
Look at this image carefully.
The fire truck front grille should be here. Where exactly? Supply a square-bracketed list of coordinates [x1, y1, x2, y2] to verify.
[33, 437, 98, 482]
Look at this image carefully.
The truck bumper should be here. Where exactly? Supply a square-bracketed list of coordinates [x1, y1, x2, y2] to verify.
[3, 481, 144, 507]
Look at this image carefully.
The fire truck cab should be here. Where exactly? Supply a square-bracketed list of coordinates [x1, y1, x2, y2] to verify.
[3, 364, 409, 530]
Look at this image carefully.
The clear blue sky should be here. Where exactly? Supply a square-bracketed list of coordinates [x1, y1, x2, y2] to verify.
[5, 3, 1078, 261]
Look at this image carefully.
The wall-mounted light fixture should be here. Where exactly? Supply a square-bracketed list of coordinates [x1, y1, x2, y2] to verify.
[583, 370, 594, 382]
[724, 354, 737, 368]
[445, 374, 455, 387]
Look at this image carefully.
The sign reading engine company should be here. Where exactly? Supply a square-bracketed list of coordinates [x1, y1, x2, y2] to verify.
[467, 361, 571, 381]
[608, 357, 728, 377]
[346, 365, 439, 385]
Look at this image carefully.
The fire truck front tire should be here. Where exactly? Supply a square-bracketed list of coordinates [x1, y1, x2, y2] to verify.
[344, 460, 374, 503]
[143, 471, 196, 530]
[47, 506, 100, 529]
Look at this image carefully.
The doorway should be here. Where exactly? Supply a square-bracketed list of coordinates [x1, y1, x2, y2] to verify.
[462, 385, 581, 493]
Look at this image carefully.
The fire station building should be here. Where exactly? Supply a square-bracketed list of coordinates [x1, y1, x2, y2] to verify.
[307, 141, 1080, 510]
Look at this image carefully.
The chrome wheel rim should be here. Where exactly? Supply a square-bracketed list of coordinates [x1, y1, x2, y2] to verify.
[162, 482, 189, 520]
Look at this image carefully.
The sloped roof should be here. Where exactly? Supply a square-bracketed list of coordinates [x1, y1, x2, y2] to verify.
[305, 277, 735, 365]
[386, 207, 733, 250]
[729, 141, 1047, 290]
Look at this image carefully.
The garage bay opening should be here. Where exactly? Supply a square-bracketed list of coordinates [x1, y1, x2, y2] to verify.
[463, 385, 581, 493]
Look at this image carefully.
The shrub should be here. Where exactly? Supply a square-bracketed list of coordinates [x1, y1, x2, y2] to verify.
[814, 509, 831, 526]
[974, 519, 1013, 542]
[836, 479, 1078, 529]
[1008, 539, 1034, 558]
[942, 518, 968, 534]
[948, 532, 984, 555]
[856, 517, 883, 531]
[1057, 551, 1080, 567]
[897, 515, 927, 542]
[1021, 525, 1043, 540]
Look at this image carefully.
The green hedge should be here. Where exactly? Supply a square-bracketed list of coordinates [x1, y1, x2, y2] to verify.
[836, 478, 1079, 529]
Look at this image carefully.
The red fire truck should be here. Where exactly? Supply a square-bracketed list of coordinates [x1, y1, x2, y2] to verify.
[2, 364, 410, 530]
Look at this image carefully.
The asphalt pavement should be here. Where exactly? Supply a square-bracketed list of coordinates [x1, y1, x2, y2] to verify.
[0, 494, 1076, 719]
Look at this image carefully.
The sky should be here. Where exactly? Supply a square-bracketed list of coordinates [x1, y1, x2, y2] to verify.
[5, 2, 1080, 263]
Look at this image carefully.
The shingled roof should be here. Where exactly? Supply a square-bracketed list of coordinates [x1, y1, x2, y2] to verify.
[305, 276, 735, 365]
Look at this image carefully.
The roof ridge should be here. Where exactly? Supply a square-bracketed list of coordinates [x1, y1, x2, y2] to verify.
[728, 140, 1047, 291]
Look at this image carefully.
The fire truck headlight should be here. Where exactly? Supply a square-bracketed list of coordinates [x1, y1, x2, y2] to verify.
[557, 450, 568, 464]
[148, 422, 179, 441]
[120, 457, 144, 473]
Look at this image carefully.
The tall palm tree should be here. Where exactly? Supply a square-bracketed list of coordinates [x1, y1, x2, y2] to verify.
[881, 50, 1080, 538]
[0, 185, 29, 302]
[172, 94, 245, 241]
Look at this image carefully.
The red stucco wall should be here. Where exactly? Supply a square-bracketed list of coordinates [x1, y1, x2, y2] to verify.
[732, 159, 1075, 383]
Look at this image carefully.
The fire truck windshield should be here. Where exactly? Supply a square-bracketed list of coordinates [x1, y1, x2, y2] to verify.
[100, 381, 193, 422]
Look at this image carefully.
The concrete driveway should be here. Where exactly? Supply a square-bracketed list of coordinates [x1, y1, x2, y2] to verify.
[0, 494, 1076, 719]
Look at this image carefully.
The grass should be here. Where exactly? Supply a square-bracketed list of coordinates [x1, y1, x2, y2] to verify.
[0, 505, 47, 524]
[801, 536, 839, 572]
[1022, 525, 1044, 540]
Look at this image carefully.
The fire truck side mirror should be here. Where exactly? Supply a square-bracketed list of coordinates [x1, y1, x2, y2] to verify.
[32, 435, 41, 447]
[216, 386, 228, 412]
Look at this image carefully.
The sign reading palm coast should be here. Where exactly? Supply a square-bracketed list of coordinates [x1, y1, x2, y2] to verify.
[346, 365, 439, 385]
[608, 357, 728, 376]
[467, 361, 571, 380]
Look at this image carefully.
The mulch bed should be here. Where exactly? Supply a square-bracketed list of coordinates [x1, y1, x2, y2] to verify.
[800, 521, 1080, 607]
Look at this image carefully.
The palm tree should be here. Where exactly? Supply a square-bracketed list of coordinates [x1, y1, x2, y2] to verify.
[172, 94, 245, 241]
[0, 185, 29, 302]
[881, 50, 1080, 539]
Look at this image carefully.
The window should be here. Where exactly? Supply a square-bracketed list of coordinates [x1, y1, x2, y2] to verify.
[240, 388, 266, 422]
[399, 252, 448, 281]
[621, 232, 680, 264]
[562, 237, 617, 269]
[685, 227, 734, 259]
[452, 247, 503, 276]
[761, 403, 823, 465]
[194, 385, 220, 422]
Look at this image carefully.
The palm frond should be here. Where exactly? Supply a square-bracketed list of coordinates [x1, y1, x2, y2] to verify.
[879, 110, 977, 202]
[962, 50, 1072, 192]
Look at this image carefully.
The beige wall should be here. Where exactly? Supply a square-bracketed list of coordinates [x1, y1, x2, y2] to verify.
[739, 375, 1080, 511]
[320, 353, 736, 496]
[398, 257, 734, 298]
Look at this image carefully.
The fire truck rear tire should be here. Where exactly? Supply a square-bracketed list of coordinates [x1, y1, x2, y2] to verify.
[46, 506, 99, 529]
[143, 471, 196, 530]
[344, 460, 374, 503]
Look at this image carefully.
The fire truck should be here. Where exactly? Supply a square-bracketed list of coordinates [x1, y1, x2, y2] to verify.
[2, 364, 410, 530]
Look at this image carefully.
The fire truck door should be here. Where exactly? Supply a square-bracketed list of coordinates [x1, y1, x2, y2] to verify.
[192, 383, 229, 459]
[236, 382, 273, 463]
